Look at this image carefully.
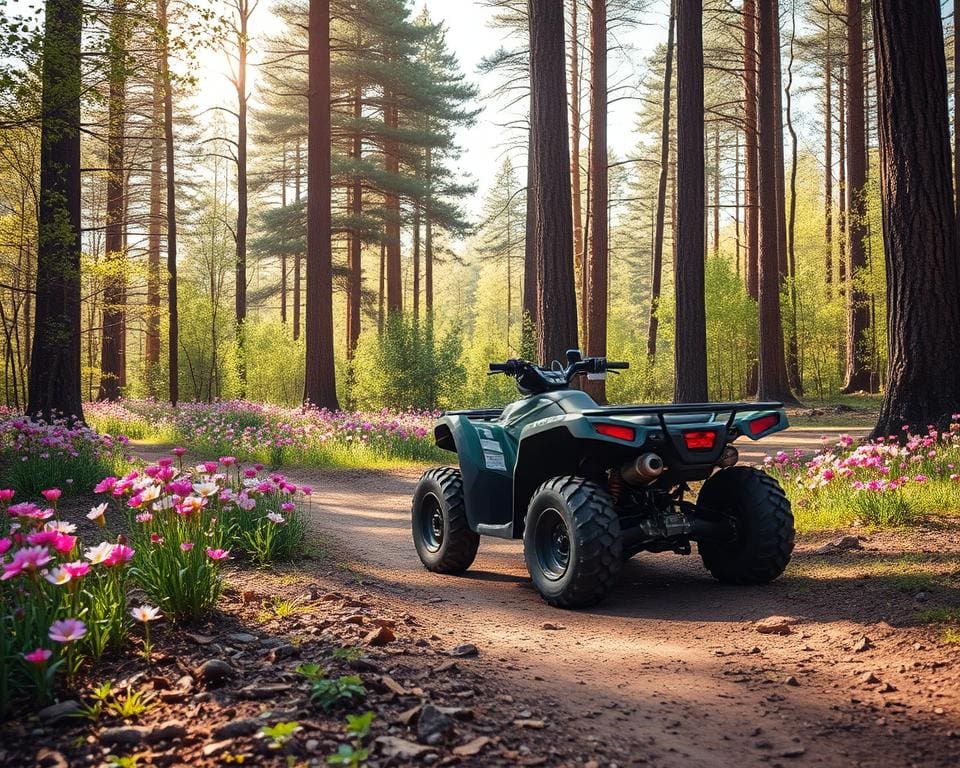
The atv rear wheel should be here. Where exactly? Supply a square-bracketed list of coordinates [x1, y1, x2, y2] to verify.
[523, 476, 623, 608]
[697, 466, 794, 584]
[412, 467, 479, 574]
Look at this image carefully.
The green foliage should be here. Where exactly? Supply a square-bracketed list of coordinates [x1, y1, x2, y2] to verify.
[297, 664, 367, 711]
[242, 319, 306, 407]
[75, 681, 156, 722]
[327, 712, 375, 767]
[331, 646, 364, 663]
[350, 314, 464, 410]
[260, 720, 302, 749]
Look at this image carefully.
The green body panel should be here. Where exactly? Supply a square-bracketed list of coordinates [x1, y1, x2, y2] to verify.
[434, 390, 787, 539]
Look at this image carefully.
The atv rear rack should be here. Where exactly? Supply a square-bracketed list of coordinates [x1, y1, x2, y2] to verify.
[443, 408, 505, 421]
[583, 401, 784, 432]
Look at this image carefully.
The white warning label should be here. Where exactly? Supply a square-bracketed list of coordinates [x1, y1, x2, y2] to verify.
[484, 451, 507, 470]
[479, 438, 502, 453]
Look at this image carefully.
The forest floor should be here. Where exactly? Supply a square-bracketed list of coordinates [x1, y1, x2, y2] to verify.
[9, 427, 960, 768]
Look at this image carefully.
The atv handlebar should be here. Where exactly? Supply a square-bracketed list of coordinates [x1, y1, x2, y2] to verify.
[488, 354, 629, 393]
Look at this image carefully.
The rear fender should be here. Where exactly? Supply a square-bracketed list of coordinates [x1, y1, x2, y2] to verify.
[731, 410, 788, 440]
[434, 415, 516, 531]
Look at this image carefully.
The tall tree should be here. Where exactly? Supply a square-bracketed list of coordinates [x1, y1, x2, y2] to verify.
[303, 0, 338, 409]
[145, 71, 163, 391]
[584, 0, 607, 401]
[570, 0, 585, 340]
[159, 0, 179, 405]
[872, 0, 960, 436]
[645, 0, 675, 359]
[674, 0, 707, 402]
[98, 0, 129, 401]
[743, 0, 759, 302]
[528, 0, 578, 364]
[842, 0, 874, 392]
[755, 0, 796, 404]
[28, 0, 84, 419]
[824, 13, 834, 298]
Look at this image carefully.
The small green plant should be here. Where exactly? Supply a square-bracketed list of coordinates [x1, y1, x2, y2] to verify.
[327, 712, 375, 767]
[332, 646, 364, 663]
[260, 720, 301, 748]
[107, 755, 144, 768]
[106, 685, 158, 719]
[297, 664, 366, 711]
[941, 627, 960, 645]
[73, 680, 115, 723]
[917, 607, 960, 624]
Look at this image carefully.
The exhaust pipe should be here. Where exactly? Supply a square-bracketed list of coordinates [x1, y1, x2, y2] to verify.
[717, 445, 739, 468]
[621, 453, 664, 486]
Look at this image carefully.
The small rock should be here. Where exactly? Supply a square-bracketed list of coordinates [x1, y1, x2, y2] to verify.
[834, 535, 862, 550]
[241, 590, 259, 604]
[34, 748, 68, 768]
[781, 747, 806, 758]
[343, 615, 366, 625]
[38, 700, 80, 724]
[417, 704, 455, 745]
[395, 705, 422, 726]
[860, 671, 880, 684]
[202, 739, 234, 757]
[376, 735, 432, 759]
[878, 682, 897, 693]
[268, 644, 298, 662]
[213, 718, 260, 738]
[852, 636, 873, 653]
[784, 675, 800, 687]
[915, 592, 929, 603]
[434, 660, 459, 674]
[239, 682, 293, 700]
[755, 616, 797, 635]
[813, 544, 837, 555]
[226, 632, 258, 645]
[453, 736, 492, 757]
[541, 622, 564, 631]
[100, 726, 150, 747]
[186, 632, 215, 645]
[449, 643, 479, 658]
[513, 718, 547, 729]
[147, 721, 188, 743]
[364, 625, 396, 646]
[380, 675, 410, 696]
[194, 658, 234, 685]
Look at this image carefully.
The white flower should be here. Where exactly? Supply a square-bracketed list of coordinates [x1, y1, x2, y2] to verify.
[87, 503, 108, 523]
[192, 482, 219, 498]
[140, 484, 161, 503]
[267, 512, 285, 525]
[130, 604, 161, 622]
[237, 493, 256, 512]
[84, 542, 113, 565]
[45, 521, 77, 534]
[152, 495, 174, 512]
[45, 566, 72, 585]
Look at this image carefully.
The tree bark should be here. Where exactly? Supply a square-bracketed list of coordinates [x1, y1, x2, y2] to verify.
[785, 1, 801, 394]
[756, 0, 796, 404]
[646, 0, 676, 359]
[824, 15, 833, 299]
[280, 145, 288, 323]
[743, 0, 759, 301]
[522, 96, 538, 354]
[528, 0, 578, 365]
[872, 0, 960, 436]
[425, 146, 434, 313]
[98, 0, 127, 402]
[584, 0, 607, 402]
[674, 0, 708, 403]
[347, 85, 362, 356]
[293, 140, 302, 340]
[303, 0, 339, 409]
[28, 0, 84, 420]
[159, 0, 178, 406]
[145, 69, 163, 384]
[384, 98, 402, 314]
[570, 0, 585, 341]
[234, 0, 250, 389]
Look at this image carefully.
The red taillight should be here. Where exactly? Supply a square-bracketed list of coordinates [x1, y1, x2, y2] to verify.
[749, 413, 780, 436]
[683, 430, 717, 451]
[595, 423, 636, 442]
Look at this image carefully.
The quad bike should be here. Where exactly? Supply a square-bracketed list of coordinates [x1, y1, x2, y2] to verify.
[410, 350, 795, 608]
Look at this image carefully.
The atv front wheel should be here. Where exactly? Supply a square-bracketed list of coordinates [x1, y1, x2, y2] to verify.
[523, 476, 623, 608]
[697, 466, 794, 584]
[411, 467, 479, 574]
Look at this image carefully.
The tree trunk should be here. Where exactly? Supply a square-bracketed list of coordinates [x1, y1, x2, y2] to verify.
[842, 0, 873, 393]
[955, 3, 960, 230]
[529, 0, 578, 365]
[785, 1, 801, 394]
[377, 239, 385, 334]
[838, 73, 847, 289]
[412, 205, 421, 320]
[235, 0, 249, 390]
[872, 0, 960, 436]
[98, 0, 127, 402]
[773, 9, 788, 284]
[425, 146, 434, 313]
[646, 0, 675, 359]
[145, 69, 162, 384]
[384, 98, 402, 314]
[160, 0, 178, 406]
[743, 0, 759, 301]
[280, 145, 288, 324]
[522, 97, 538, 354]
[303, 0, 339, 409]
[28, 0, 84, 420]
[570, 0, 585, 340]
[756, 0, 796, 404]
[584, 0, 607, 402]
[293, 140, 302, 340]
[824, 16, 833, 299]
[712, 123, 720, 258]
[347, 86, 362, 356]
[674, 0, 708, 403]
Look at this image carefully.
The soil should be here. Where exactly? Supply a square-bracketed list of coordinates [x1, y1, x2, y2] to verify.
[5, 427, 959, 767]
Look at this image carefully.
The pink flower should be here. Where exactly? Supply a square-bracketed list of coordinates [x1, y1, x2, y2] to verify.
[143, 465, 161, 478]
[26, 530, 59, 547]
[281, 502, 295, 512]
[127, 493, 144, 509]
[150, 533, 165, 545]
[158, 457, 174, 468]
[206, 548, 230, 561]
[0, 489, 15, 503]
[0, 537, 11, 555]
[8, 502, 39, 518]
[180, 542, 194, 552]
[203, 461, 218, 474]
[220, 456, 236, 467]
[94, 476, 117, 494]
[24, 648, 53, 665]
[49, 618, 86, 643]
[53, 533, 77, 554]
[41, 489, 62, 504]
[2, 546, 53, 579]
[171, 447, 186, 457]
[136, 512, 153, 523]
[104, 544, 135, 567]
[64, 560, 90, 578]
[299, 485, 312, 496]
[243, 468, 257, 479]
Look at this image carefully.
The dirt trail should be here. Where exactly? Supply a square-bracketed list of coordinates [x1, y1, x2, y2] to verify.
[137, 428, 960, 767]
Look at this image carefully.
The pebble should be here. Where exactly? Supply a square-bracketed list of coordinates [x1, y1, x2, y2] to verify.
[194, 658, 234, 685]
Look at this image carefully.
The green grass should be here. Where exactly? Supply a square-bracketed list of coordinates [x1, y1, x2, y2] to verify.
[941, 628, 960, 645]
[916, 607, 960, 624]
[786, 394, 881, 429]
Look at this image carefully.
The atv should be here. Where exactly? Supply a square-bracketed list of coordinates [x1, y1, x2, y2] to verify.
[411, 350, 795, 608]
